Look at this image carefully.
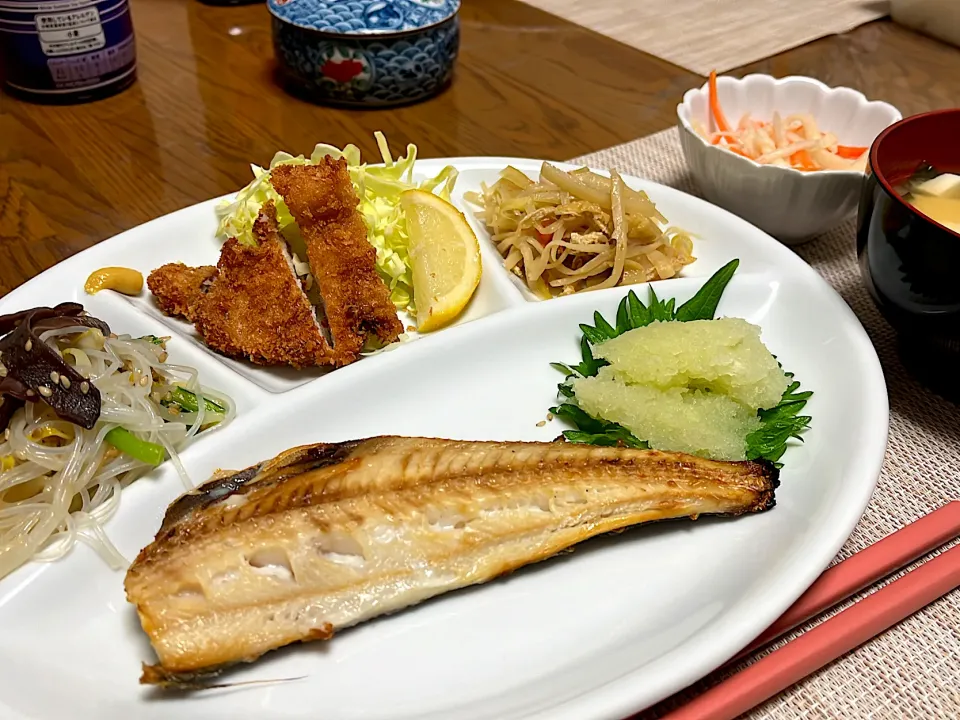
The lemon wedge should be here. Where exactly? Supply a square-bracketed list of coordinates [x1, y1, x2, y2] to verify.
[400, 189, 482, 332]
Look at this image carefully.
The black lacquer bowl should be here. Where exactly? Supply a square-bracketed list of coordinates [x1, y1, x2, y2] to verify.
[857, 109, 960, 375]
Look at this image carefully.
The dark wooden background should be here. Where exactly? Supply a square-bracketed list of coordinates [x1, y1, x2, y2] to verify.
[2, 0, 960, 295]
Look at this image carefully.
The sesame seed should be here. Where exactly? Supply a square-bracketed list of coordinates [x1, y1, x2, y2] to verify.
[536, 420, 546, 427]
[139, 376, 149, 387]
[26, 390, 34, 397]
[159, 352, 168, 363]
[60, 376, 71, 389]
[3, 428, 9, 441]
[50, 371, 60, 384]
[0, 362, 6, 378]
[547, 412, 554, 421]
[24, 339, 33, 352]
[38, 386, 53, 398]
[80, 382, 90, 394]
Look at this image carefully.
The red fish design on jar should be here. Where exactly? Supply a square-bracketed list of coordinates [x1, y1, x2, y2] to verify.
[320, 57, 366, 83]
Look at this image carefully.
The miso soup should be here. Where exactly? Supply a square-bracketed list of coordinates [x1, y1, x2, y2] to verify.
[897, 164, 960, 234]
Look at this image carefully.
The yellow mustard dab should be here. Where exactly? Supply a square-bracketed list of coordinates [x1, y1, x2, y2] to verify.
[84, 267, 144, 296]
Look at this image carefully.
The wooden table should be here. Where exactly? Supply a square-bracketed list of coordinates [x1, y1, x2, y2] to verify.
[2, 0, 960, 296]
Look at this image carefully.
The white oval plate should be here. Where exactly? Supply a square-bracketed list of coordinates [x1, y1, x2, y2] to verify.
[0, 158, 888, 720]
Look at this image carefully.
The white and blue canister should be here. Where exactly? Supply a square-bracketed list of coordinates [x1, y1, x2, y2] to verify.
[0, 0, 136, 103]
[269, 0, 459, 107]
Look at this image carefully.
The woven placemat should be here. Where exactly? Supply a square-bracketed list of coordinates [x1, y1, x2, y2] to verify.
[519, 0, 888, 75]
[573, 129, 960, 720]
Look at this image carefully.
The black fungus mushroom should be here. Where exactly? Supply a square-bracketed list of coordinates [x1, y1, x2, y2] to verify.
[0, 303, 110, 431]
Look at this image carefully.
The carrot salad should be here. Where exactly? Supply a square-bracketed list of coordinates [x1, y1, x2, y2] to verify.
[693, 71, 869, 172]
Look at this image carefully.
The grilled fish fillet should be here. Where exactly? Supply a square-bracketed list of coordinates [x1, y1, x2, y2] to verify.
[125, 436, 778, 684]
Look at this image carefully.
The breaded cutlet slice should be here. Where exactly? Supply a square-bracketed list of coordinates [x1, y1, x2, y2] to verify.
[271, 160, 403, 365]
[147, 264, 218, 323]
[193, 202, 333, 368]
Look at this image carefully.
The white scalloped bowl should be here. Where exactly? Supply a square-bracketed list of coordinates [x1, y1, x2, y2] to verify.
[677, 74, 902, 245]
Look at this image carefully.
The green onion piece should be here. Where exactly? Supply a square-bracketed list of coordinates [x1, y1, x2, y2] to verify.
[163, 387, 225, 415]
[138, 335, 166, 346]
[105, 428, 166, 466]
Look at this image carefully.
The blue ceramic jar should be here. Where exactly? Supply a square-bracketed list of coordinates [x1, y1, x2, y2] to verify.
[269, 0, 459, 107]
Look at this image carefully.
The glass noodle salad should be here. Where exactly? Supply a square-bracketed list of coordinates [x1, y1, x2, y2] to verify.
[0, 305, 234, 579]
[215, 132, 458, 313]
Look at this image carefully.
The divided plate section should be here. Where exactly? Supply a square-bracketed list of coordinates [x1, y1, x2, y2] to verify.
[0, 190, 527, 395]
[0, 269, 886, 720]
[74, 293, 268, 418]
[436, 158, 786, 304]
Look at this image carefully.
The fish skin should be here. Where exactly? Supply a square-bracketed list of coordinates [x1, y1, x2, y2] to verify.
[125, 437, 778, 684]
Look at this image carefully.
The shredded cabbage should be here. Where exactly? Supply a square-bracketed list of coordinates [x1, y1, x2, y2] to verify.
[214, 132, 458, 312]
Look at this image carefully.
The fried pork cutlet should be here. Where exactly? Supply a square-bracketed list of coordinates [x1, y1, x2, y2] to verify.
[192, 202, 332, 368]
[271, 160, 403, 362]
[147, 264, 217, 323]
[148, 161, 403, 368]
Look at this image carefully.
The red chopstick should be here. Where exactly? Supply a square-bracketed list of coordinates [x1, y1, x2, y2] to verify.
[733, 500, 960, 660]
[661, 529, 960, 720]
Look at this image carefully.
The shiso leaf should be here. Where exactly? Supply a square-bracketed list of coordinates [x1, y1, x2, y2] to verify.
[570, 336, 608, 378]
[549, 404, 648, 449]
[627, 290, 649, 328]
[674, 259, 739, 322]
[579, 323, 610, 346]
